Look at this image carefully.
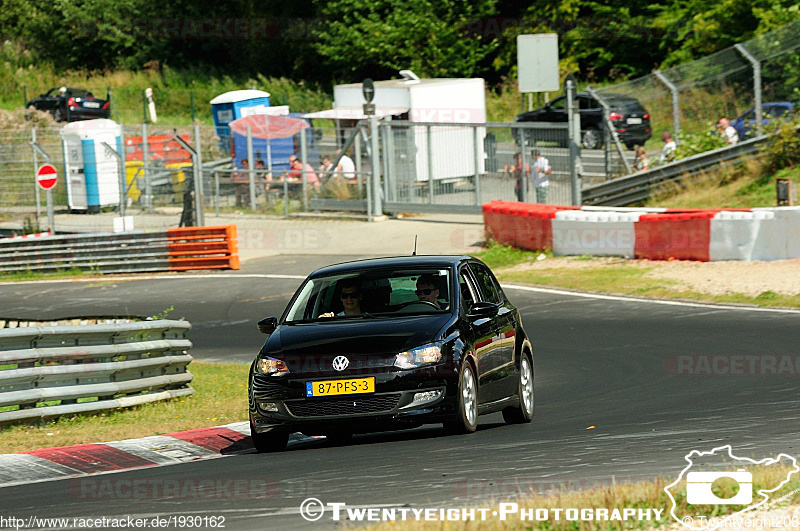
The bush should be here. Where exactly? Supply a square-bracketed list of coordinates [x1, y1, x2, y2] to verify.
[761, 113, 800, 173]
[674, 125, 727, 160]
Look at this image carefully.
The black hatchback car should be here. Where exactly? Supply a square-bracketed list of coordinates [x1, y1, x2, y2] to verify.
[26, 87, 111, 122]
[248, 256, 535, 452]
[515, 92, 652, 150]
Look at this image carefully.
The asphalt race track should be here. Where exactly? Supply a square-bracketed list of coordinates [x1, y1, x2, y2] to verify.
[0, 255, 798, 529]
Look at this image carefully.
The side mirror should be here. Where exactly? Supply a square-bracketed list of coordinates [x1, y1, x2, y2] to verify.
[257, 316, 278, 335]
[468, 302, 499, 319]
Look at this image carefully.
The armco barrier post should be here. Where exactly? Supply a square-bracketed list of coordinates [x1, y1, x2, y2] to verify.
[193, 125, 205, 226]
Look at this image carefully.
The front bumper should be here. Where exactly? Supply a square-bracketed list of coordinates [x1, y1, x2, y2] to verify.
[249, 365, 457, 434]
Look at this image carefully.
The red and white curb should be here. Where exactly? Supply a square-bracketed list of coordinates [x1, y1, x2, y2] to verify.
[0, 422, 317, 489]
[483, 201, 800, 261]
[0, 232, 53, 241]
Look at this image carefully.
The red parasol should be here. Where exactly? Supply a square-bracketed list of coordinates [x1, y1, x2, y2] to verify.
[228, 114, 309, 139]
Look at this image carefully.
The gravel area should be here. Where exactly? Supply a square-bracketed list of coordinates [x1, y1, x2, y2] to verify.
[502, 257, 800, 297]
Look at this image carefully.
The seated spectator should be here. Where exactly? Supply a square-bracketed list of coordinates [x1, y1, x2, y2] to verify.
[289, 157, 320, 189]
[633, 145, 650, 172]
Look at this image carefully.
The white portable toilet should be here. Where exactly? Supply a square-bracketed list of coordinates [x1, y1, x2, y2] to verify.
[61, 119, 122, 213]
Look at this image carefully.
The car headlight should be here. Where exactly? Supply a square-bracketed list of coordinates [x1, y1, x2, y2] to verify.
[394, 343, 442, 369]
[255, 356, 289, 376]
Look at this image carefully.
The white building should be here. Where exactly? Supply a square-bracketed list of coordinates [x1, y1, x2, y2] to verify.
[305, 71, 486, 183]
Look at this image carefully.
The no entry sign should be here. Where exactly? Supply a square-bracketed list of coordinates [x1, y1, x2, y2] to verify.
[36, 163, 58, 190]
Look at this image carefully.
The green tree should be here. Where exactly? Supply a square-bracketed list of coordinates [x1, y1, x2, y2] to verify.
[313, 0, 500, 80]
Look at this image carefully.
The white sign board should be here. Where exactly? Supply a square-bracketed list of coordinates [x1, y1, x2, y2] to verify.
[517, 34, 560, 93]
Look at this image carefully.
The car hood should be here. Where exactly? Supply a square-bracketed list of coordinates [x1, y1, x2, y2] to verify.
[260, 314, 452, 374]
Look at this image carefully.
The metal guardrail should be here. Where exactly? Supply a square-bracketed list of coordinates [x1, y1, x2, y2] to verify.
[309, 198, 483, 214]
[0, 226, 239, 274]
[0, 319, 193, 425]
[582, 135, 769, 206]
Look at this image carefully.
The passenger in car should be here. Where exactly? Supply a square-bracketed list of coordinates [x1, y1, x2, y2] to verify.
[320, 279, 362, 317]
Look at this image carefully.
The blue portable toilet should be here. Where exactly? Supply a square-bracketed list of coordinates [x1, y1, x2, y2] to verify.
[61, 119, 123, 213]
[210, 90, 271, 156]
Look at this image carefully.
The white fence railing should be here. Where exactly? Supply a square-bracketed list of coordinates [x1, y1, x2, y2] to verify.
[0, 319, 194, 425]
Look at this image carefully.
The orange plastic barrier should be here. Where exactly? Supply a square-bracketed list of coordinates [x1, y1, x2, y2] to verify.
[633, 211, 719, 261]
[166, 225, 240, 271]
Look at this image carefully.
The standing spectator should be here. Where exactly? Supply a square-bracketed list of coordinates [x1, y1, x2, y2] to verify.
[506, 152, 530, 202]
[659, 130, 677, 164]
[717, 117, 739, 145]
[633, 145, 650, 172]
[230, 158, 250, 207]
[336, 149, 356, 180]
[532, 149, 552, 204]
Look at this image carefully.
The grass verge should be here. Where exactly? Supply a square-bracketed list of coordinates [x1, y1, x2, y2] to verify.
[0, 361, 249, 454]
[364, 467, 800, 530]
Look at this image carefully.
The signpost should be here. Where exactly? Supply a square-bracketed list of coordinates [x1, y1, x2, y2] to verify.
[36, 163, 58, 231]
[36, 164, 58, 190]
[361, 78, 381, 221]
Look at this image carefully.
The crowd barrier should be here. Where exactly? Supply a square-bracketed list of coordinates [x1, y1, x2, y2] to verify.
[0, 320, 193, 425]
[0, 225, 239, 274]
[483, 201, 800, 261]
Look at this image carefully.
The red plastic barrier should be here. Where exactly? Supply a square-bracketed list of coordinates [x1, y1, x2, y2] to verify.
[634, 211, 720, 261]
[482, 201, 578, 251]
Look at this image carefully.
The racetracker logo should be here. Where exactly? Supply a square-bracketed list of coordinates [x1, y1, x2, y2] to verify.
[665, 355, 800, 376]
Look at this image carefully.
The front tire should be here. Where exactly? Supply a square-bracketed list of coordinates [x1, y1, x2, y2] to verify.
[250, 420, 289, 453]
[502, 353, 534, 424]
[444, 361, 478, 434]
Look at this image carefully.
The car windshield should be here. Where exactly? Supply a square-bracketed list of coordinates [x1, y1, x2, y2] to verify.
[284, 268, 452, 323]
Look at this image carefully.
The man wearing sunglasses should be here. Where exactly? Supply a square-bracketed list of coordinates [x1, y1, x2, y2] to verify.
[320, 279, 362, 317]
[415, 274, 441, 309]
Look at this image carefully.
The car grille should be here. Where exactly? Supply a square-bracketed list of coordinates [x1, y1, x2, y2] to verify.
[285, 393, 401, 417]
[252, 378, 290, 399]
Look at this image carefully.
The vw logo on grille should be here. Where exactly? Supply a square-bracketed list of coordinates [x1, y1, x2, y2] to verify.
[332, 356, 349, 371]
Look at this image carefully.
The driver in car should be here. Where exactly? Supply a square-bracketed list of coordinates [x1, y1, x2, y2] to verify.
[415, 274, 441, 308]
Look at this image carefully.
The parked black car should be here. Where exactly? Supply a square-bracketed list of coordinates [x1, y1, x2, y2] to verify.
[248, 255, 535, 452]
[515, 92, 652, 150]
[26, 87, 111, 122]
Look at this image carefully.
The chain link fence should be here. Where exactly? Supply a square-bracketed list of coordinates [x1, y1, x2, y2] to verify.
[0, 118, 584, 234]
[594, 18, 800, 176]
